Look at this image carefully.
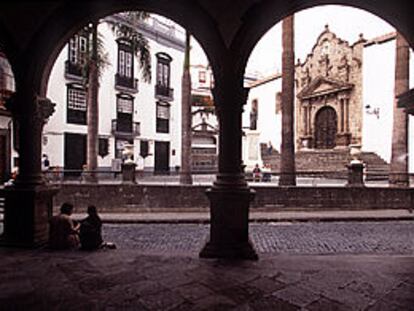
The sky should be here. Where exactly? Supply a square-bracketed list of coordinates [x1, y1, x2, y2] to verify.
[190, 5, 395, 77]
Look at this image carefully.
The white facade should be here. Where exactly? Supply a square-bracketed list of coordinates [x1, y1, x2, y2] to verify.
[244, 32, 414, 172]
[44, 15, 185, 172]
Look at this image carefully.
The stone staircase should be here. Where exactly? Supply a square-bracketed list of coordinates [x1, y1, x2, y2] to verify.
[260, 144, 389, 180]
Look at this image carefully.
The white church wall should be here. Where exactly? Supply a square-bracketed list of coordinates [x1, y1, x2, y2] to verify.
[361, 39, 395, 163]
[244, 77, 282, 152]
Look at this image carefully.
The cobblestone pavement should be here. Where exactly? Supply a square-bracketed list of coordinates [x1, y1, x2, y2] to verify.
[103, 221, 414, 256]
[1, 248, 413, 310]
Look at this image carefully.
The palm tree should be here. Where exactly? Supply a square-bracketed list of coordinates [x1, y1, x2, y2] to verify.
[84, 20, 109, 182]
[279, 14, 296, 186]
[180, 31, 193, 184]
[81, 12, 152, 181]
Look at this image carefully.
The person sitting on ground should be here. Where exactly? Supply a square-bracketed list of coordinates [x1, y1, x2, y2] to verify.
[49, 202, 80, 250]
[253, 163, 261, 182]
[79, 205, 103, 250]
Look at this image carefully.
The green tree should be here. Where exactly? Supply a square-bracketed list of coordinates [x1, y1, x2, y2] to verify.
[80, 12, 152, 181]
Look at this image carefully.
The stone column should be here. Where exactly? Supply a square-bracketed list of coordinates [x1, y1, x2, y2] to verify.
[279, 15, 296, 186]
[86, 20, 99, 183]
[180, 31, 193, 184]
[303, 105, 308, 135]
[340, 98, 344, 133]
[199, 82, 257, 260]
[345, 98, 350, 133]
[2, 92, 59, 247]
[389, 33, 409, 186]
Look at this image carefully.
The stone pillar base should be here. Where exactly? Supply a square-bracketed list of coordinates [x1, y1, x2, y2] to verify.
[389, 173, 409, 187]
[346, 162, 364, 187]
[122, 163, 136, 183]
[0, 185, 59, 248]
[199, 186, 258, 260]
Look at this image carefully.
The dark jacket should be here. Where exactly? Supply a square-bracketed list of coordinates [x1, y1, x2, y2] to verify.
[79, 215, 103, 250]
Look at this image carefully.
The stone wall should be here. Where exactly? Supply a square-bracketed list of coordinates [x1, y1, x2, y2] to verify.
[54, 184, 413, 212]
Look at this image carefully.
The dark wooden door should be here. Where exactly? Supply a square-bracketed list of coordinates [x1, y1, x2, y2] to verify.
[64, 133, 86, 176]
[315, 107, 337, 149]
[154, 141, 170, 173]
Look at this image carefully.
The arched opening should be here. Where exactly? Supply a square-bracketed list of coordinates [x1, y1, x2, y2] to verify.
[42, 10, 218, 212]
[314, 106, 337, 149]
[0, 43, 16, 235]
[244, 4, 412, 185]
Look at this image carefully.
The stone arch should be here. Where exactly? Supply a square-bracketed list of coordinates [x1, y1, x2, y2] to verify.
[314, 106, 338, 149]
[20, 1, 225, 100]
[237, 0, 414, 81]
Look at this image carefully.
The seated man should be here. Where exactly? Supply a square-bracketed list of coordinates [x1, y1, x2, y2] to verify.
[49, 202, 80, 250]
[79, 205, 103, 250]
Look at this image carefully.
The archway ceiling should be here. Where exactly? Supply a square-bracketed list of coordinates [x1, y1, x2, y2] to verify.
[0, 0, 413, 64]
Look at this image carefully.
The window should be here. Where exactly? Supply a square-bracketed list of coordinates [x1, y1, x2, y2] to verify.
[275, 92, 282, 114]
[117, 40, 134, 78]
[250, 99, 258, 130]
[116, 94, 134, 133]
[156, 54, 171, 87]
[156, 102, 170, 133]
[67, 84, 87, 125]
[67, 33, 88, 76]
[199, 71, 206, 83]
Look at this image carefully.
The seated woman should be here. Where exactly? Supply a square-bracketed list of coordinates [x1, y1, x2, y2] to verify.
[49, 202, 80, 250]
[79, 205, 103, 250]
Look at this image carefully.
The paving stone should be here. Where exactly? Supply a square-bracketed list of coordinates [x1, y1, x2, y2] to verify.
[345, 273, 401, 300]
[365, 299, 407, 311]
[381, 281, 414, 308]
[248, 295, 300, 311]
[139, 289, 186, 310]
[219, 284, 263, 304]
[188, 294, 237, 310]
[319, 286, 374, 310]
[305, 296, 349, 311]
[249, 276, 286, 294]
[173, 282, 215, 301]
[272, 285, 321, 307]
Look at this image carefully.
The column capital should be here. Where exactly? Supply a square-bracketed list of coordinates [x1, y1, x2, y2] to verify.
[212, 86, 249, 115]
[6, 93, 56, 125]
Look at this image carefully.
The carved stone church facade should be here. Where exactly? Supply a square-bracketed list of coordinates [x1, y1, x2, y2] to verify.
[294, 26, 364, 149]
[295, 26, 365, 150]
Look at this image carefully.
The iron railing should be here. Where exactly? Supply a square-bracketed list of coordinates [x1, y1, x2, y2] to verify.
[155, 84, 174, 101]
[111, 119, 140, 137]
[115, 74, 138, 92]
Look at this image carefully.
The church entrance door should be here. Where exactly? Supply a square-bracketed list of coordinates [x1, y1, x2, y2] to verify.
[314, 106, 337, 149]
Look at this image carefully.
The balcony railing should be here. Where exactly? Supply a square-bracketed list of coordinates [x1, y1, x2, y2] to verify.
[115, 74, 138, 93]
[155, 84, 174, 101]
[111, 119, 140, 137]
[65, 60, 83, 79]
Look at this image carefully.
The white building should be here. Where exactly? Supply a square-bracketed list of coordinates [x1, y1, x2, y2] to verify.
[190, 64, 219, 172]
[243, 29, 414, 172]
[0, 50, 15, 182]
[44, 14, 186, 174]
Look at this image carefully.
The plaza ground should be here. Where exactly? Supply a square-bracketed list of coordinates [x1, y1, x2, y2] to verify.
[1, 221, 414, 310]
